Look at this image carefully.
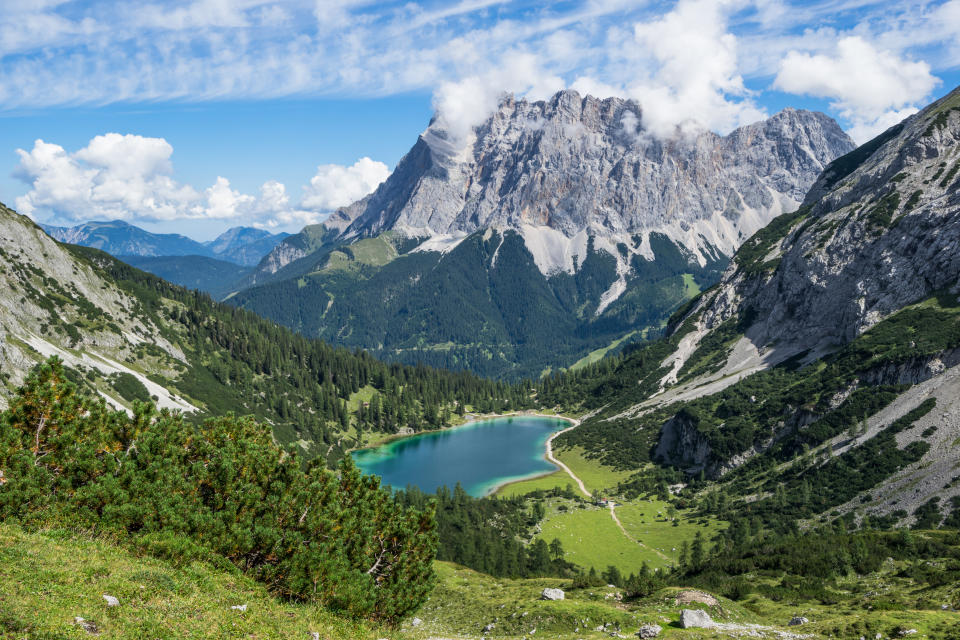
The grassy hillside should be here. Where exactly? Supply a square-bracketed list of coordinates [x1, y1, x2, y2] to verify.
[0, 524, 384, 640]
[4, 523, 959, 640]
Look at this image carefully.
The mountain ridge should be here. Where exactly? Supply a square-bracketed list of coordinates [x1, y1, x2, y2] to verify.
[42, 219, 289, 267]
[546, 85, 960, 529]
[232, 90, 854, 379]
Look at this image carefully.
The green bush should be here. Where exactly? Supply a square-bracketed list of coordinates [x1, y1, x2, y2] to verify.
[0, 358, 437, 624]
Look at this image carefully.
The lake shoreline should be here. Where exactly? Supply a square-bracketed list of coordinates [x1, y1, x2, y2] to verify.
[349, 410, 578, 455]
[489, 416, 583, 497]
[352, 411, 581, 497]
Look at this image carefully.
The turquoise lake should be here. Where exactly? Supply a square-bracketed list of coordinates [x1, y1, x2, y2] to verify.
[352, 416, 567, 497]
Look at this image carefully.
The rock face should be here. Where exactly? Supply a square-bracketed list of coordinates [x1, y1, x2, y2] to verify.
[679, 609, 714, 629]
[700, 87, 960, 354]
[654, 411, 713, 473]
[335, 90, 854, 274]
[234, 91, 853, 379]
[541, 587, 565, 601]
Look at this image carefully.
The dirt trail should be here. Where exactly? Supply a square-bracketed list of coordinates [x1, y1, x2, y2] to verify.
[608, 504, 672, 563]
[545, 420, 591, 498]
[546, 418, 673, 564]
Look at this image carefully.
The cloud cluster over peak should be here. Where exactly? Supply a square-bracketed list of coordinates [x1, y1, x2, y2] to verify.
[774, 36, 940, 143]
[14, 134, 389, 229]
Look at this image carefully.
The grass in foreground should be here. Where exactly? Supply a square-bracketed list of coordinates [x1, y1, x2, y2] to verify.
[0, 524, 385, 640]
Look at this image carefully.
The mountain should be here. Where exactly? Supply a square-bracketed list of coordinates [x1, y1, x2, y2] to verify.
[42, 219, 210, 258]
[232, 90, 854, 379]
[546, 86, 960, 529]
[120, 254, 252, 299]
[0, 202, 526, 462]
[42, 220, 288, 266]
[203, 226, 291, 266]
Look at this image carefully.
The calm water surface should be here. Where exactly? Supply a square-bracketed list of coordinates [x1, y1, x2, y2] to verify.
[352, 416, 566, 497]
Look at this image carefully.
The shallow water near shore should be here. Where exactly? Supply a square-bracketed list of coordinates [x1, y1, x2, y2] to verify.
[352, 416, 567, 497]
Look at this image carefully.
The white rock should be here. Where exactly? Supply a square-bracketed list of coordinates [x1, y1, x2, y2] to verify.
[541, 587, 565, 600]
[679, 609, 714, 629]
[230, 604, 247, 612]
[102, 594, 119, 607]
[636, 623, 662, 638]
[74, 617, 99, 634]
[411, 617, 423, 627]
[788, 616, 809, 626]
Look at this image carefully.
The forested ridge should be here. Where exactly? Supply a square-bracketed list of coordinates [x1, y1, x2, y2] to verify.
[65, 244, 534, 463]
[231, 229, 726, 380]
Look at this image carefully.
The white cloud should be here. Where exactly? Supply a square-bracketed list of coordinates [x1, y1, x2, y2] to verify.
[301, 157, 391, 211]
[571, 0, 766, 138]
[626, 0, 767, 137]
[774, 36, 939, 142]
[431, 52, 564, 147]
[14, 134, 384, 228]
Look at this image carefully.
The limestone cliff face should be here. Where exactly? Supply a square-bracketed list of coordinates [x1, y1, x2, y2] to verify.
[333, 90, 854, 272]
[697, 88, 960, 354]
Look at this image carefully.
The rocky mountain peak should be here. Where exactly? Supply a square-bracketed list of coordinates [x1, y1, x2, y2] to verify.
[331, 89, 855, 275]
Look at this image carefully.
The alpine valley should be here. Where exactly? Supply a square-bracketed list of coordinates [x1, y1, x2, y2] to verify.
[227, 90, 856, 379]
[3, 85, 960, 640]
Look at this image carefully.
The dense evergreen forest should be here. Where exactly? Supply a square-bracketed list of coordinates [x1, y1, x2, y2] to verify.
[397, 484, 577, 578]
[231, 230, 726, 380]
[66, 245, 534, 463]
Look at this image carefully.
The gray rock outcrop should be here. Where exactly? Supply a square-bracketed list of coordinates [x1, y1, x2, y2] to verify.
[337, 90, 853, 271]
[698, 88, 960, 353]
[679, 609, 714, 629]
[636, 623, 663, 638]
[541, 587, 565, 600]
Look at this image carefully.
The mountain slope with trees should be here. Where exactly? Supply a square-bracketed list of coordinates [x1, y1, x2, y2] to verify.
[0, 203, 529, 463]
[545, 86, 960, 533]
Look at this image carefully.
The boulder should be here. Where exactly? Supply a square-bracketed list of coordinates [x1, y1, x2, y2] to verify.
[788, 616, 809, 626]
[541, 587, 565, 601]
[483, 623, 495, 633]
[636, 623, 662, 638]
[411, 617, 423, 627]
[74, 617, 99, 634]
[230, 604, 247, 612]
[679, 609, 714, 629]
[102, 594, 119, 607]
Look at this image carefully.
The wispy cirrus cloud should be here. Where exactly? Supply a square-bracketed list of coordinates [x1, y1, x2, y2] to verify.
[1, 1, 954, 129]
[4, 1, 958, 228]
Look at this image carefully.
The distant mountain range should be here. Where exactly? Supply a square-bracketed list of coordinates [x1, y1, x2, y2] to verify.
[228, 90, 855, 379]
[41, 220, 288, 266]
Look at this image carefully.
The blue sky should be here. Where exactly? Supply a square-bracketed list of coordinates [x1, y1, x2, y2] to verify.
[1, 0, 958, 238]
